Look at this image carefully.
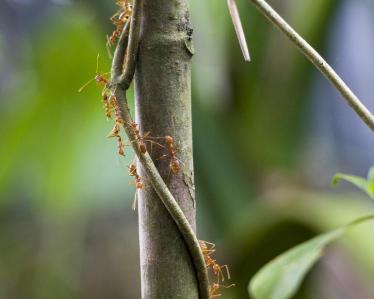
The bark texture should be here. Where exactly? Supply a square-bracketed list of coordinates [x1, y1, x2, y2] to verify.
[135, 0, 198, 298]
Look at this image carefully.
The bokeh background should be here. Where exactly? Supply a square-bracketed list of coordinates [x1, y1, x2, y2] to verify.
[1, 0, 374, 298]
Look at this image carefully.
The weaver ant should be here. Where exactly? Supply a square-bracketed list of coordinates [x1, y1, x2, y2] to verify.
[200, 241, 231, 282]
[107, 123, 125, 156]
[128, 163, 143, 210]
[149, 135, 183, 174]
[199, 240, 216, 256]
[107, 0, 133, 48]
[78, 54, 113, 118]
[209, 283, 235, 298]
[78, 54, 110, 92]
[165, 136, 182, 174]
[128, 122, 165, 154]
[128, 164, 143, 190]
[106, 95, 126, 156]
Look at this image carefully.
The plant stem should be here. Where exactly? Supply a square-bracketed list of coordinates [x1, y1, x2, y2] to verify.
[110, 1, 210, 298]
[248, 0, 374, 133]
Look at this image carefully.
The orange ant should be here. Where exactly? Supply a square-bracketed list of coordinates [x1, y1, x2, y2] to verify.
[78, 54, 110, 92]
[128, 163, 143, 210]
[102, 91, 114, 119]
[200, 240, 216, 256]
[107, 95, 126, 156]
[128, 164, 143, 190]
[107, 123, 125, 156]
[212, 263, 231, 283]
[205, 252, 231, 282]
[153, 135, 182, 174]
[128, 122, 165, 154]
[200, 240, 231, 283]
[209, 283, 235, 298]
[78, 54, 113, 119]
[107, 0, 133, 48]
[128, 122, 147, 153]
[165, 136, 181, 174]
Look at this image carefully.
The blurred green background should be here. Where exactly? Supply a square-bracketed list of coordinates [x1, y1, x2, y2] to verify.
[1, 0, 374, 298]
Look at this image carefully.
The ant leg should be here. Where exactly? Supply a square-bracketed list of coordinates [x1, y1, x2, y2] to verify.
[156, 154, 168, 161]
[223, 265, 231, 280]
[145, 140, 166, 149]
[106, 35, 113, 58]
[202, 241, 216, 250]
[218, 268, 225, 282]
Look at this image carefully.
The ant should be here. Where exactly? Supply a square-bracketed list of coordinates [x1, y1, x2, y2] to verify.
[199, 240, 216, 256]
[128, 163, 143, 210]
[209, 283, 235, 298]
[165, 136, 181, 174]
[212, 263, 231, 283]
[199, 240, 231, 283]
[153, 135, 182, 174]
[107, 0, 133, 48]
[128, 164, 143, 190]
[205, 253, 231, 282]
[128, 122, 165, 154]
[78, 54, 110, 92]
[107, 123, 125, 156]
[128, 122, 147, 154]
[107, 95, 126, 156]
[78, 54, 112, 119]
[102, 91, 114, 119]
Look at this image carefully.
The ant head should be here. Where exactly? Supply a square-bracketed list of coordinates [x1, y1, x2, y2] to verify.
[110, 95, 116, 103]
[211, 283, 220, 291]
[170, 160, 181, 173]
[212, 263, 220, 271]
[136, 181, 144, 189]
[139, 143, 147, 154]
[130, 122, 138, 129]
[95, 74, 103, 82]
[199, 241, 208, 250]
[165, 135, 173, 144]
[128, 164, 137, 176]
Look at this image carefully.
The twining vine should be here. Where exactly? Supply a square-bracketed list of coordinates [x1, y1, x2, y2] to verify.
[82, 0, 374, 298]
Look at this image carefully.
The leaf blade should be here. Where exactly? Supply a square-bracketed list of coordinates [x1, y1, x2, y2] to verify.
[332, 173, 370, 195]
[249, 215, 374, 299]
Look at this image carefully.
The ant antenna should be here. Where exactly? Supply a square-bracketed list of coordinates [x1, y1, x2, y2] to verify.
[96, 53, 100, 74]
[78, 53, 111, 92]
[78, 53, 101, 92]
[78, 78, 94, 93]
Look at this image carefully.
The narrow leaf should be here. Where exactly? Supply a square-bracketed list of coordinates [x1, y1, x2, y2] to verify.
[333, 173, 369, 193]
[333, 173, 373, 199]
[367, 166, 374, 182]
[249, 215, 374, 299]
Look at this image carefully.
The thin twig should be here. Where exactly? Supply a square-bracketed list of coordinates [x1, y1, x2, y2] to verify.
[111, 18, 131, 79]
[248, 0, 374, 132]
[119, 0, 142, 89]
[227, 0, 251, 62]
[110, 3, 210, 298]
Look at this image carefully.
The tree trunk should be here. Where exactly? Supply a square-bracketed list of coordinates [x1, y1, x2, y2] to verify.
[135, 0, 197, 298]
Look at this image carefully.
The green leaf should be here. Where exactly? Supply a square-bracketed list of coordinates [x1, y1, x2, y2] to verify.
[332, 173, 368, 191]
[332, 171, 374, 200]
[368, 167, 374, 182]
[248, 215, 374, 299]
[367, 167, 374, 196]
